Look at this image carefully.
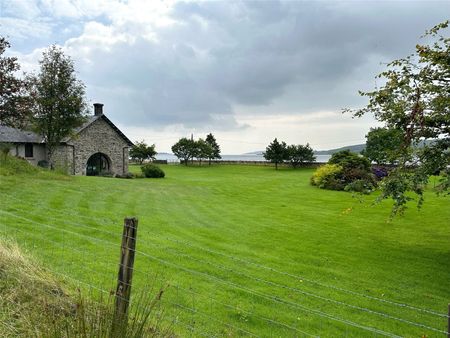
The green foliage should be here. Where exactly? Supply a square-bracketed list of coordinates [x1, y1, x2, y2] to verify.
[141, 164, 165, 178]
[194, 138, 213, 165]
[310, 164, 343, 189]
[0, 36, 31, 128]
[329, 150, 371, 171]
[205, 133, 221, 164]
[363, 127, 403, 165]
[0, 142, 12, 160]
[172, 136, 220, 166]
[344, 179, 375, 194]
[171, 137, 196, 165]
[130, 140, 157, 164]
[28, 45, 88, 168]
[286, 143, 316, 168]
[312, 151, 375, 192]
[264, 138, 288, 169]
[349, 21, 450, 213]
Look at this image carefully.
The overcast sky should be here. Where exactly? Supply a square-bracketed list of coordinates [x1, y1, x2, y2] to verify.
[1, 0, 449, 153]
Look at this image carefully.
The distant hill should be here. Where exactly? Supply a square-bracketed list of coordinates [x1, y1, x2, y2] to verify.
[243, 144, 366, 156]
[314, 143, 366, 155]
[242, 151, 264, 155]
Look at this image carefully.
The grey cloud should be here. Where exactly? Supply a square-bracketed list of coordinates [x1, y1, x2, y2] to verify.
[49, 1, 450, 129]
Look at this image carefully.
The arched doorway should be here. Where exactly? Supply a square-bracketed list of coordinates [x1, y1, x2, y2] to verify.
[86, 153, 111, 176]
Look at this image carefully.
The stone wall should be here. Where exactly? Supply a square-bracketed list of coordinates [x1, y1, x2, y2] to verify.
[67, 117, 130, 175]
[52, 145, 73, 173]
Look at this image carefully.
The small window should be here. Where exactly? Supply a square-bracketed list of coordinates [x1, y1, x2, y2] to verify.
[25, 143, 33, 158]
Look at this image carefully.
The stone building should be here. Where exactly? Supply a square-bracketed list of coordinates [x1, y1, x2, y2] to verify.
[0, 103, 133, 176]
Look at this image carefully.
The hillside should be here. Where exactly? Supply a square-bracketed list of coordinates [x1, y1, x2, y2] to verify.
[314, 143, 366, 155]
[244, 144, 366, 156]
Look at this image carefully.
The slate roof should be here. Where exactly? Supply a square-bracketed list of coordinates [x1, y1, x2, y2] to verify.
[0, 125, 43, 143]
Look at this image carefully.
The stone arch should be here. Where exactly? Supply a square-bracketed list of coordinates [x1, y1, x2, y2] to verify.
[86, 152, 112, 176]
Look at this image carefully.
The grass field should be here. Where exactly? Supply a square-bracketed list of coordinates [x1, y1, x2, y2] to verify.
[0, 163, 449, 337]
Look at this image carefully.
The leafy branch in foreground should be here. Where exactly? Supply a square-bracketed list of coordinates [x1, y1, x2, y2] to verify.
[347, 21, 450, 215]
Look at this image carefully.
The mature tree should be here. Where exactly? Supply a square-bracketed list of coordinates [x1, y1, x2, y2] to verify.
[195, 138, 213, 166]
[172, 137, 196, 165]
[362, 127, 403, 165]
[130, 140, 157, 164]
[0, 36, 31, 128]
[205, 133, 221, 165]
[349, 21, 450, 214]
[264, 138, 287, 170]
[28, 45, 88, 168]
[287, 143, 316, 168]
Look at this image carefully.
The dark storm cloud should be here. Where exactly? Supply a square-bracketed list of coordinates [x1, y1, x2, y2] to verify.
[62, 0, 449, 128]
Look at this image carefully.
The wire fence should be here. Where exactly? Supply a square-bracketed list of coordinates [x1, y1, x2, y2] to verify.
[0, 193, 449, 337]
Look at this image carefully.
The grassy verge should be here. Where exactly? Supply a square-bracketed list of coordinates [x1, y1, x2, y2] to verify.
[0, 237, 75, 337]
[0, 237, 171, 337]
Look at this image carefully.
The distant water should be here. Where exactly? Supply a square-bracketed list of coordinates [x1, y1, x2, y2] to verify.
[156, 153, 331, 163]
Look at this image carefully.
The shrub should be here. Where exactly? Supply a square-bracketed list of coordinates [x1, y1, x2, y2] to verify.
[342, 167, 376, 185]
[0, 143, 12, 159]
[329, 150, 371, 171]
[141, 164, 165, 178]
[310, 164, 343, 188]
[311, 151, 376, 192]
[116, 172, 134, 179]
[372, 166, 389, 180]
[344, 179, 375, 194]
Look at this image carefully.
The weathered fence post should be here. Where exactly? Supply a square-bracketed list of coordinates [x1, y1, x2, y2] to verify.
[113, 217, 138, 334]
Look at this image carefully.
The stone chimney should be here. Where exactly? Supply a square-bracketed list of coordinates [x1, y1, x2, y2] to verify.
[94, 103, 104, 116]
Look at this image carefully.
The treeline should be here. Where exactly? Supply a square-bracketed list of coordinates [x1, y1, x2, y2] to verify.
[263, 138, 315, 169]
[172, 133, 221, 165]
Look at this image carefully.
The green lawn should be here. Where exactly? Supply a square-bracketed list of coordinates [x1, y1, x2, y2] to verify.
[0, 164, 449, 337]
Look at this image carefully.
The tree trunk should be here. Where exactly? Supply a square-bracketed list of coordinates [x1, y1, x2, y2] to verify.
[47, 146, 55, 170]
[209, 158, 211, 166]
[275, 162, 278, 170]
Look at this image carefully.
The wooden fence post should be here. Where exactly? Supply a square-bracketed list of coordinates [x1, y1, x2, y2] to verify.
[113, 217, 138, 333]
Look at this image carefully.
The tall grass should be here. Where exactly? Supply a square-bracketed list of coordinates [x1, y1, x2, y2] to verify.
[0, 238, 172, 337]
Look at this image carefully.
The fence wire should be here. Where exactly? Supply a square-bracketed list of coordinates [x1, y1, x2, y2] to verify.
[0, 203, 448, 337]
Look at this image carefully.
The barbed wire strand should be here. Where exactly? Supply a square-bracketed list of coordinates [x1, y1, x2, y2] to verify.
[153, 245, 447, 334]
[131, 247, 404, 337]
[157, 234, 449, 318]
[55, 269, 259, 337]
[2, 200, 447, 321]
[1, 220, 318, 337]
[1, 210, 447, 336]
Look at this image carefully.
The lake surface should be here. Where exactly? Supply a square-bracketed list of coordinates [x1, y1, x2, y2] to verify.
[156, 153, 331, 163]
